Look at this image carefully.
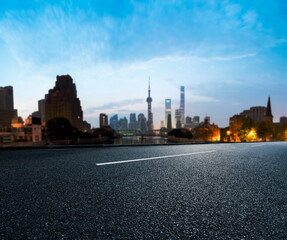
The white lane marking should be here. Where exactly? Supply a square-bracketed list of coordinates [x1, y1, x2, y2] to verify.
[96, 150, 216, 166]
[250, 143, 268, 148]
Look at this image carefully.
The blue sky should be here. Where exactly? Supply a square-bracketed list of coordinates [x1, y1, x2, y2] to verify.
[0, 0, 286, 128]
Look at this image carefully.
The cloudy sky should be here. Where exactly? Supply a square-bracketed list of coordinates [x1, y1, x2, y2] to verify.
[0, 0, 286, 128]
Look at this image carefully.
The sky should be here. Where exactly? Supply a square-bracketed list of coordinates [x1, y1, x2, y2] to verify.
[0, 0, 286, 128]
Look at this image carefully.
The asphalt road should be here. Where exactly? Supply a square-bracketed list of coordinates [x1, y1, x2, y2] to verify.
[0, 142, 286, 239]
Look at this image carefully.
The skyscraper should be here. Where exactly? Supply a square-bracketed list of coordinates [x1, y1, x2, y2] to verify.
[45, 75, 90, 132]
[38, 99, 46, 126]
[165, 99, 171, 128]
[180, 86, 185, 128]
[110, 114, 119, 130]
[0, 86, 14, 110]
[129, 113, 137, 131]
[138, 113, 147, 133]
[99, 113, 108, 127]
[0, 86, 17, 129]
[175, 109, 181, 129]
[167, 114, 172, 132]
[146, 79, 153, 131]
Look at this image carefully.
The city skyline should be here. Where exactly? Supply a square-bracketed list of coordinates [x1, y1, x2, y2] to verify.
[0, 1, 287, 128]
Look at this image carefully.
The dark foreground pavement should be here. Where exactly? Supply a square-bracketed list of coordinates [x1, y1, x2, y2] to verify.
[0, 142, 286, 239]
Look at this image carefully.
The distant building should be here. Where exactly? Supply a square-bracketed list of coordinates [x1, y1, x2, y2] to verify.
[175, 109, 181, 129]
[119, 117, 128, 131]
[99, 113, 108, 128]
[146, 80, 153, 131]
[110, 115, 119, 131]
[263, 96, 273, 124]
[38, 99, 46, 126]
[195, 120, 220, 142]
[165, 99, 171, 128]
[180, 86, 185, 128]
[129, 113, 137, 131]
[205, 116, 210, 124]
[240, 106, 266, 123]
[160, 120, 164, 129]
[45, 75, 90, 132]
[167, 114, 172, 132]
[193, 116, 200, 127]
[138, 113, 147, 134]
[185, 116, 193, 129]
[0, 86, 17, 129]
[280, 116, 287, 125]
[11, 116, 42, 143]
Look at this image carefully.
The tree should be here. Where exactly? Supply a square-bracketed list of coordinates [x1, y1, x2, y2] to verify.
[256, 121, 274, 141]
[238, 121, 253, 142]
[46, 118, 77, 140]
[273, 124, 287, 141]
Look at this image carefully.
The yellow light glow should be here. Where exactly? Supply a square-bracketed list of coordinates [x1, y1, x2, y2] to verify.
[247, 128, 257, 142]
[227, 130, 231, 135]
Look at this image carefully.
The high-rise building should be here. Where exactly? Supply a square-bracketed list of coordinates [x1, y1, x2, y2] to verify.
[129, 113, 137, 131]
[165, 99, 171, 128]
[180, 86, 185, 128]
[0, 86, 17, 129]
[119, 117, 128, 131]
[146, 80, 153, 131]
[185, 116, 192, 129]
[160, 120, 164, 129]
[110, 114, 118, 130]
[205, 116, 210, 124]
[0, 86, 14, 110]
[99, 113, 108, 128]
[280, 116, 287, 125]
[38, 99, 46, 126]
[167, 114, 172, 132]
[175, 109, 181, 129]
[193, 116, 200, 127]
[45, 75, 90, 132]
[138, 113, 147, 134]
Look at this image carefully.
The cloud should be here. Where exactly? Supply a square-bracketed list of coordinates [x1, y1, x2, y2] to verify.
[85, 98, 144, 113]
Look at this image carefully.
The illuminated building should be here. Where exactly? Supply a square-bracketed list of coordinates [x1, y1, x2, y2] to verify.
[146, 80, 153, 132]
[10, 116, 42, 143]
[175, 109, 181, 129]
[195, 118, 220, 141]
[165, 99, 171, 128]
[0, 86, 17, 129]
[100, 113, 108, 128]
[180, 86, 185, 127]
[45, 75, 90, 132]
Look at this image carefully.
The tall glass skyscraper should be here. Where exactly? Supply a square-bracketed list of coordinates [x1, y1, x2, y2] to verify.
[180, 86, 185, 128]
[165, 99, 171, 128]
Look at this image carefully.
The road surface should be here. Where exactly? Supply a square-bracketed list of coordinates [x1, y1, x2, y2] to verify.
[0, 142, 286, 239]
